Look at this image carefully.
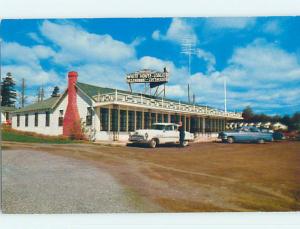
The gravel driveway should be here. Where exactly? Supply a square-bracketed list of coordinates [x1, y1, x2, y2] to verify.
[2, 149, 156, 213]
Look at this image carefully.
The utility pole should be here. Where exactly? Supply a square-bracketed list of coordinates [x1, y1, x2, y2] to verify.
[224, 77, 227, 113]
[37, 87, 41, 102]
[188, 84, 190, 103]
[40, 86, 44, 101]
[181, 35, 196, 104]
[21, 78, 25, 107]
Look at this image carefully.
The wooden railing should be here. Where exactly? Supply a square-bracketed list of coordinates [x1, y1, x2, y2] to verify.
[93, 90, 243, 119]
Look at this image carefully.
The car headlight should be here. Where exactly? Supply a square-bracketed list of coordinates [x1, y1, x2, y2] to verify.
[145, 133, 148, 140]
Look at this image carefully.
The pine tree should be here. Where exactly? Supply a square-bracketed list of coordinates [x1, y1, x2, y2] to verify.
[242, 106, 254, 121]
[1, 72, 17, 107]
[20, 78, 26, 107]
[51, 86, 60, 97]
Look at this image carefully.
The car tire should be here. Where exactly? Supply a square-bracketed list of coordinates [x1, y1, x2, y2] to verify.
[258, 139, 265, 144]
[227, 137, 234, 144]
[149, 139, 157, 148]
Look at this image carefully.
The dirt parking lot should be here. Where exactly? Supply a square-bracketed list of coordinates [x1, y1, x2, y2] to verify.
[2, 141, 300, 212]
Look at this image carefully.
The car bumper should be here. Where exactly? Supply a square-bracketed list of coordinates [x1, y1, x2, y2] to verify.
[128, 135, 149, 144]
[218, 135, 227, 140]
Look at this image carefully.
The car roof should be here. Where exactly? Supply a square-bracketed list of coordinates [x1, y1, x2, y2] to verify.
[153, 122, 179, 126]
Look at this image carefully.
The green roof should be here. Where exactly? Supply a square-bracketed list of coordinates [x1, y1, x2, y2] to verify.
[12, 96, 61, 113]
[76, 82, 209, 108]
[0, 106, 16, 112]
[76, 82, 117, 99]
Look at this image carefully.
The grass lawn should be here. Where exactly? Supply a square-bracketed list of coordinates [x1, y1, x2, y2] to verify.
[1, 127, 78, 144]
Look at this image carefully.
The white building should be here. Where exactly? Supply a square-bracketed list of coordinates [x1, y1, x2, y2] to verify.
[11, 71, 243, 141]
[272, 122, 288, 131]
[1, 106, 15, 124]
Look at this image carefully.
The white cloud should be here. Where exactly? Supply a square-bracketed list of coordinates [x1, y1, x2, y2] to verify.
[2, 64, 59, 86]
[32, 45, 56, 59]
[165, 85, 186, 98]
[182, 39, 300, 111]
[27, 32, 44, 43]
[152, 30, 161, 40]
[262, 20, 282, 35]
[3, 19, 299, 114]
[73, 64, 127, 90]
[130, 37, 146, 47]
[152, 18, 197, 44]
[2, 42, 59, 86]
[40, 20, 136, 65]
[205, 17, 256, 30]
[196, 48, 216, 73]
[2, 42, 55, 66]
[227, 39, 300, 83]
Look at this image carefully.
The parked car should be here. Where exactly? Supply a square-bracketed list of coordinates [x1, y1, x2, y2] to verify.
[218, 126, 274, 144]
[272, 131, 286, 141]
[129, 123, 194, 148]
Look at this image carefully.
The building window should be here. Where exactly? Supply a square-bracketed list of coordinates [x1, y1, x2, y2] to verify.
[190, 117, 197, 133]
[181, 116, 185, 129]
[86, 107, 93, 126]
[157, 114, 162, 123]
[136, 111, 142, 130]
[186, 117, 190, 131]
[110, 109, 118, 131]
[120, 110, 127, 131]
[34, 113, 38, 127]
[17, 114, 20, 127]
[128, 111, 135, 131]
[144, 112, 150, 129]
[100, 108, 108, 131]
[58, 110, 64, 126]
[170, 114, 175, 124]
[25, 114, 29, 127]
[151, 113, 156, 127]
[163, 114, 169, 123]
[45, 111, 50, 127]
[175, 114, 180, 123]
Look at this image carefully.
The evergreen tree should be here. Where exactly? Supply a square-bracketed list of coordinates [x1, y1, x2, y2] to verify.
[51, 86, 60, 97]
[1, 72, 17, 107]
[242, 106, 254, 121]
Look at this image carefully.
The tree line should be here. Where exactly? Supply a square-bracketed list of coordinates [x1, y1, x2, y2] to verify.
[1, 73, 60, 108]
[242, 106, 300, 131]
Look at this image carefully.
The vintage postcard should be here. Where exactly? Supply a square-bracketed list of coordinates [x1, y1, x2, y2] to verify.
[0, 17, 299, 213]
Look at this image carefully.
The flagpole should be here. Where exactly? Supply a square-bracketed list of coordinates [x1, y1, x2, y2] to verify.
[224, 76, 227, 113]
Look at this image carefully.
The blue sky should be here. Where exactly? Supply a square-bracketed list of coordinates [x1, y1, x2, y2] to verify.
[1, 17, 300, 115]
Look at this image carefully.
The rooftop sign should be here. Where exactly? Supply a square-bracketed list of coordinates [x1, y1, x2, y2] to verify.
[126, 68, 169, 87]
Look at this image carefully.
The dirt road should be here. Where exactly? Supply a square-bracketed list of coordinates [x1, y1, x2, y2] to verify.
[2, 148, 160, 213]
[2, 141, 300, 212]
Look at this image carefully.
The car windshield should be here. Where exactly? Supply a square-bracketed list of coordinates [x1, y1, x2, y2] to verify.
[151, 124, 165, 130]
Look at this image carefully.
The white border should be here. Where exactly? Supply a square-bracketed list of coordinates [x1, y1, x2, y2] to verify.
[1, 0, 300, 18]
[0, 0, 300, 228]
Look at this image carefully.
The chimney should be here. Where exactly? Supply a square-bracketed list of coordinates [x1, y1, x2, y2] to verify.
[63, 71, 82, 138]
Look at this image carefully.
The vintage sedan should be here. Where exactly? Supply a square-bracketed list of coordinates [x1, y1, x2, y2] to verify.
[129, 123, 194, 148]
[218, 126, 274, 144]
